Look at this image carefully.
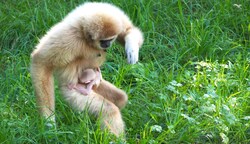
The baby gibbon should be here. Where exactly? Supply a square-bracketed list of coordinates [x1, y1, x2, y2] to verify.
[31, 2, 143, 137]
[68, 68, 101, 95]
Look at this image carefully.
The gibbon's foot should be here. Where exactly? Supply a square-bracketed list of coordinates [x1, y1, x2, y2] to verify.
[44, 118, 57, 130]
[108, 133, 126, 143]
[45, 122, 56, 130]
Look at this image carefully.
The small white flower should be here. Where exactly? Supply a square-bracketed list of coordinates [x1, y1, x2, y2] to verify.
[220, 64, 229, 69]
[166, 85, 179, 94]
[181, 114, 196, 123]
[228, 97, 237, 107]
[219, 124, 229, 132]
[151, 125, 162, 133]
[243, 116, 250, 120]
[204, 94, 210, 98]
[198, 61, 212, 68]
[149, 140, 156, 144]
[170, 80, 183, 87]
[220, 133, 229, 144]
[201, 104, 216, 113]
[167, 125, 176, 134]
[183, 95, 194, 101]
[222, 105, 230, 111]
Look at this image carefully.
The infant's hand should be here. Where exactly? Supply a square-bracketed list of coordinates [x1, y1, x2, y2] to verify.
[67, 83, 75, 90]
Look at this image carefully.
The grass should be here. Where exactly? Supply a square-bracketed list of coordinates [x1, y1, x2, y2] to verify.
[0, 0, 249, 143]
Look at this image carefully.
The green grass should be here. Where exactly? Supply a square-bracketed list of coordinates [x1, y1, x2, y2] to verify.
[1, 0, 249, 143]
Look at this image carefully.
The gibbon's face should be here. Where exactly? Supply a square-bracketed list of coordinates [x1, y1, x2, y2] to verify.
[97, 36, 117, 49]
[85, 13, 122, 50]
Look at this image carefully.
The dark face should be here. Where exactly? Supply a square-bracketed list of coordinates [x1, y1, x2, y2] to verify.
[97, 36, 117, 50]
[100, 39, 113, 49]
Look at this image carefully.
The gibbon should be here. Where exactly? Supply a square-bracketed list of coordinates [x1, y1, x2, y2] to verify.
[30, 2, 143, 137]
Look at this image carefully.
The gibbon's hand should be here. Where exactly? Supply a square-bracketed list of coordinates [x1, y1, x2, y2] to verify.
[125, 28, 143, 64]
[125, 40, 139, 64]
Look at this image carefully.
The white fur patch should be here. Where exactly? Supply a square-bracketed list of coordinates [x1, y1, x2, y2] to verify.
[125, 28, 143, 64]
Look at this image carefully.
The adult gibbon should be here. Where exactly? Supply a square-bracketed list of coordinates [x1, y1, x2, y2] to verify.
[31, 2, 143, 136]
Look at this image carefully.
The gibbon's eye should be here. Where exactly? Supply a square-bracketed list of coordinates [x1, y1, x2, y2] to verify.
[100, 39, 113, 49]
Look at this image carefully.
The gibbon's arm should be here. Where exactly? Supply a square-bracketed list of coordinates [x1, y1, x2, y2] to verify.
[117, 19, 144, 64]
[30, 28, 72, 121]
[30, 55, 55, 121]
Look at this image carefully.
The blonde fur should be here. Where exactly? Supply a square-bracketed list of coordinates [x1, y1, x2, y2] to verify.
[31, 2, 143, 137]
